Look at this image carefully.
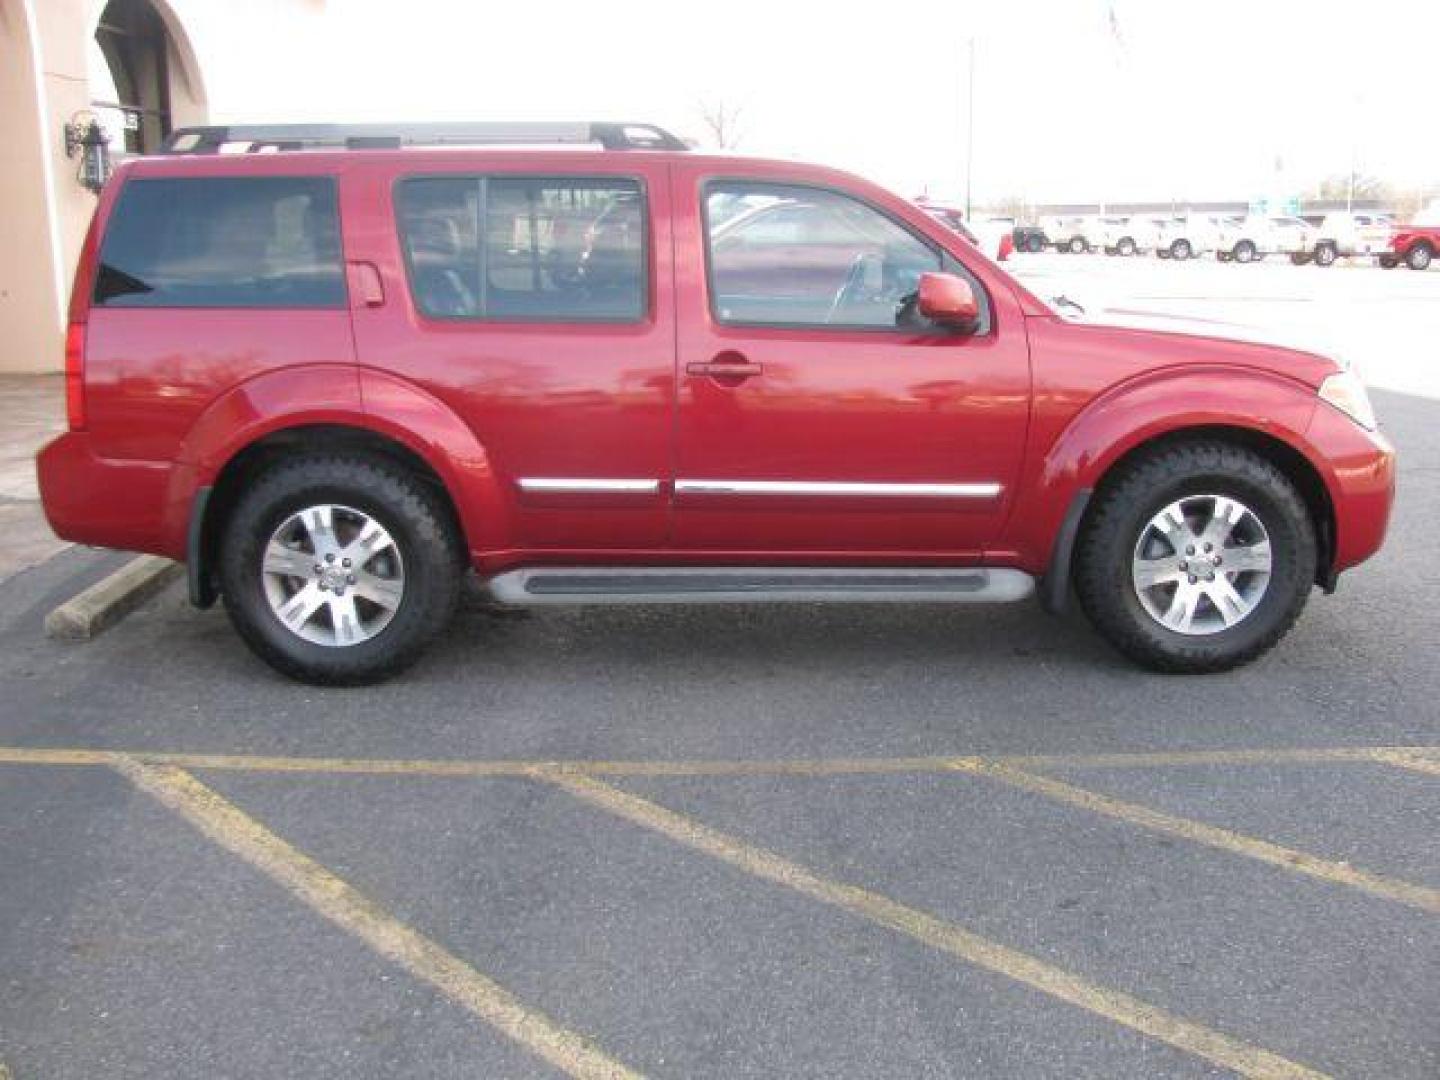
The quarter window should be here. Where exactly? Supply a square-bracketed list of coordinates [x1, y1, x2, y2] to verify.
[396, 177, 646, 321]
[94, 177, 345, 308]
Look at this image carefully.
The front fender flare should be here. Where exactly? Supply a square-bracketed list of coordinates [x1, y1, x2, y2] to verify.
[1002, 365, 1326, 584]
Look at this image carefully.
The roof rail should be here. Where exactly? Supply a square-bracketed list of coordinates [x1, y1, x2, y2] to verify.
[160, 121, 690, 155]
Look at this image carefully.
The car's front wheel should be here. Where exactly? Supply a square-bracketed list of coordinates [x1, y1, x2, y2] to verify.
[1074, 442, 1316, 673]
[1313, 242, 1338, 267]
[219, 453, 464, 685]
[1406, 243, 1433, 271]
[1170, 239, 1192, 260]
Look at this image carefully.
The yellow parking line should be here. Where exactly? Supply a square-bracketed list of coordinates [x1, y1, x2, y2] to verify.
[539, 770, 1329, 1080]
[1368, 749, 1440, 778]
[3, 744, 1439, 778]
[111, 757, 642, 1080]
[958, 761, 1440, 914]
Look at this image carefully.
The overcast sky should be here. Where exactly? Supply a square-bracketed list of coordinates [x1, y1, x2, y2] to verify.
[190, 0, 1440, 206]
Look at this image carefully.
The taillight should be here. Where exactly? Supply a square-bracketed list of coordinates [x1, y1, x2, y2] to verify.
[64, 321, 86, 431]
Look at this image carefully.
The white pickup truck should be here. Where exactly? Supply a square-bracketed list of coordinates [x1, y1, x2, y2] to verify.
[1310, 212, 1394, 266]
[1215, 215, 1316, 263]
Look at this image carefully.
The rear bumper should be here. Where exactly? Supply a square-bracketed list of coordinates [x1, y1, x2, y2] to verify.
[36, 432, 187, 559]
[1307, 404, 1396, 574]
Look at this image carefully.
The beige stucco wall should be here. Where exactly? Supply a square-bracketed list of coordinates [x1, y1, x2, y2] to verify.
[0, 0, 324, 375]
[0, 0, 69, 374]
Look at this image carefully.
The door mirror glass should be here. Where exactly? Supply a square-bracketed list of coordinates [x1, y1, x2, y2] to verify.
[917, 272, 979, 330]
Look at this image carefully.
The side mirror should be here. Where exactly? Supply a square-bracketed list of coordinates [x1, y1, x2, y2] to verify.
[917, 272, 979, 330]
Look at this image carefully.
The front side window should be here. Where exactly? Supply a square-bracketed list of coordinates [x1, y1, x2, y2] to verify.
[95, 177, 344, 308]
[703, 182, 948, 329]
[396, 176, 645, 321]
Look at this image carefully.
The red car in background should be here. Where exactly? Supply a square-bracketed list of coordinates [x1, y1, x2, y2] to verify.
[37, 121, 1393, 684]
[913, 198, 1014, 261]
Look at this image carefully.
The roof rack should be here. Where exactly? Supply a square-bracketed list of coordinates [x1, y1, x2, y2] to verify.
[160, 121, 690, 155]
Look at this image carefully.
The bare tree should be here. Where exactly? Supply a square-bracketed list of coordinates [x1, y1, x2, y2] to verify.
[696, 100, 743, 150]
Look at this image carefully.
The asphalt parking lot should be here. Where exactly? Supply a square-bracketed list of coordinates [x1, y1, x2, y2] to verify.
[2, 255, 1437, 1078]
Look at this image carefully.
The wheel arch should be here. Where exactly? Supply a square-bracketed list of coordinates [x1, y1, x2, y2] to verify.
[190, 423, 470, 608]
[1040, 422, 1337, 614]
[1083, 424, 1336, 586]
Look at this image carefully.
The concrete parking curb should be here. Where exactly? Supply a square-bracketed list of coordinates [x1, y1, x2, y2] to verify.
[44, 555, 182, 641]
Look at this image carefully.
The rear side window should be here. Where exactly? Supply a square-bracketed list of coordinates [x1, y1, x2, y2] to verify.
[396, 176, 646, 322]
[94, 177, 345, 308]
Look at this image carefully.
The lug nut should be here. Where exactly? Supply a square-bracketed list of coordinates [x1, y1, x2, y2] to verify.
[326, 553, 336, 563]
[342, 558, 352, 568]
[1188, 574, 1198, 584]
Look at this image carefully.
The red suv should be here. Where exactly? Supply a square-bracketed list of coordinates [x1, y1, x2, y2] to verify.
[37, 122, 1396, 684]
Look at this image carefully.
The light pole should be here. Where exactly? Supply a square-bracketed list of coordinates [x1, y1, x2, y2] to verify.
[965, 36, 975, 219]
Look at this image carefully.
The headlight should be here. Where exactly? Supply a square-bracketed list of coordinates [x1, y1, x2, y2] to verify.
[1318, 369, 1377, 430]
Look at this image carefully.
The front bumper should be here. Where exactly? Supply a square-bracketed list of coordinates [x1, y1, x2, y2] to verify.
[1305, 403, 1396, 574]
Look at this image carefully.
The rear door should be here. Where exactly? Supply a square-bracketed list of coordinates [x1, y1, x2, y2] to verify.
[343, 156, 675, 552]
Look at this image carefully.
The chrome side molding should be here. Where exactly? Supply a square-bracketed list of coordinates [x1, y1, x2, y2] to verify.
[675, 480, 1002, 498]
[517, 478, 660, 494]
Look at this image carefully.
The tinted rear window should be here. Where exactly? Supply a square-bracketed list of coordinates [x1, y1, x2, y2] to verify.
[94, 177, 345, 308]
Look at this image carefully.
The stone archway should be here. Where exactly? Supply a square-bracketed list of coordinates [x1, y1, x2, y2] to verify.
[90, 0, 208, 155]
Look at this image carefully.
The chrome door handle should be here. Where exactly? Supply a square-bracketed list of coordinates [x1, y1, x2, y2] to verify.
[686, 361, 764, 378]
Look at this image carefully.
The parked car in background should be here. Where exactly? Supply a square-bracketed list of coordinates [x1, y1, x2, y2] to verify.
[915, 200, 1013, 261]
[37, 121, 1395, 684]
[1045, 215, 1101, 254]
[1380, 223, 1440, 270]
[1311, 212, 1393, 267]
[1155, 214, 1226, 260]
[1097, 216, 1162, 257]
[994, 218, 1049, 253]
[1216, 215, 1316, 263]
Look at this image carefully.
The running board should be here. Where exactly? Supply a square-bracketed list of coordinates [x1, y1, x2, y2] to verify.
[483, 567, 1035, 605]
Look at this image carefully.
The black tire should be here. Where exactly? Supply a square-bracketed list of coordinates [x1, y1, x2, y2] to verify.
[219, 453, 464, 685]
[1313, 242, 1337, 267]
[1379, 255, 1398, 269]
[1170, 239, 1192, 260]
[1157, 249, 1172, 260]
[1104, 246, 1117, 256]
[1289, 252, 1311, 266]
[1027, 234, 1046, 253]
[1234, 240, 1256, 263]
[1406, 243, 1433, 271]
[1074, 441, 1316, 673]
[1217, 251, 1232, 263]
[1117, 237, 1136, 257]
[1068, 236, 1087, 254]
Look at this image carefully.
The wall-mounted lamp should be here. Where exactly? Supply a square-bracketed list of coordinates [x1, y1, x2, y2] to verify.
[64, 113, 111, 194]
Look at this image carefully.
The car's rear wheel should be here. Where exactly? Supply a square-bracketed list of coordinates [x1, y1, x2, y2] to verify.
[1217, 251, 1232, 263]
[1170, 239, 1192, 260]
[1313, 242, 1338, 267]
[1117, 237, 1137, 257]
[1027, 234, 1045, 253]
[1068, 236, 1087, 254]
[1075, 442, 1316, 673]
[1234, 240, 1257, 263]
[1289, 252, 1311, 266]
[219, 454, 464, 685]
[1406, 243, 1433, 271]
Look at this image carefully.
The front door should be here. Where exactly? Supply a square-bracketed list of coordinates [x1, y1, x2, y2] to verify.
[671, 167, 1030, 558]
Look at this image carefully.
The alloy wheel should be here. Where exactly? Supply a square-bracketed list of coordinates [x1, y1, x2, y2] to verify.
[261, 503, 405, 646]
[1131, 494, 1272, 636]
